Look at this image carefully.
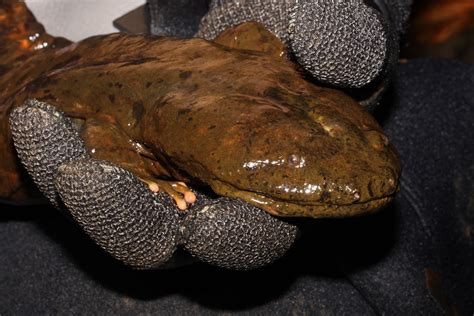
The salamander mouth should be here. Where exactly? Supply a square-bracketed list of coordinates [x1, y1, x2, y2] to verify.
[210, 180, 398, 219]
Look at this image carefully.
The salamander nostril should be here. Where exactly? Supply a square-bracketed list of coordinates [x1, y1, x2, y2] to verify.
[365, 130, 389, 151]
[387, 172, 399, 193]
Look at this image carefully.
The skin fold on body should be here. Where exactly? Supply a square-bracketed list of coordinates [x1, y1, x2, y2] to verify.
[0, 1, 400, 218]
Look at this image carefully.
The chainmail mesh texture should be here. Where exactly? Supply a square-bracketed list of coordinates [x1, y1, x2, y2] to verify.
[55, 159, 180, 269]
[197, 0, 296, 42]
[148, 0, 209, 38]
[197, 0, 388, 87]
[290, 0, 386, 87]
[9, 100, 88, 208]
[9, 100, 298, 270]
[181, 197, 299, 270]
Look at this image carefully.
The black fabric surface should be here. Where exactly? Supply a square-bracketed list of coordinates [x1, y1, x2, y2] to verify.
[1, 59, 473, 314]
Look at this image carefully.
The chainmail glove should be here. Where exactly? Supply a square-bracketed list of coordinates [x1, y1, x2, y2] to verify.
[197, 0, 412, 88]
[9, 100, 298, 270]
[148, 0, 411, 89]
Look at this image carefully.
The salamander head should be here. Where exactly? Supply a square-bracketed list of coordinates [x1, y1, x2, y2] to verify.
[141, 37, 400, 219]
[198, 88, 401, 218]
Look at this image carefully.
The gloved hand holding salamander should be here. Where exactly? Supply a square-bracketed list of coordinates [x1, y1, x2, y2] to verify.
[0, 1, 400, 270]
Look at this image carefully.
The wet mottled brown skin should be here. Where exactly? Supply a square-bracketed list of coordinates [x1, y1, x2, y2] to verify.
[0, 2, 400, 217]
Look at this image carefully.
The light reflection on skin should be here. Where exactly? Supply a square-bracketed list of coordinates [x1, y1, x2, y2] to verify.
[275, 183, 323, 195]
[242, 154, 306, 171]
[33, 41, 48, 50]
[275, 182, 360, 201]
[28, 33, 40, 42]
[243, 158, 285, 170]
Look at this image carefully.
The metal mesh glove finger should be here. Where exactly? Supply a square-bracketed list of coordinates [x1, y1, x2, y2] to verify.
[9, 100, 179, 268]
[9, 99, 298, 270]
[55, 159, 180, 269]
[196, 0, 410, 88]
[55, 160, 298, 270]
[180, 197, 299, 270]
[9, 99, 88, 208]
[148, 0, 210, 38]
[289, 0, 386, 88]
[196, 1, 295, 47]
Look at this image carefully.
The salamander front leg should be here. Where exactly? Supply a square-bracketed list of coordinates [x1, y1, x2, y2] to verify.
[9, 99, 299, 270]
[77, 118, 197, 211]
[9, 99, 180, 268]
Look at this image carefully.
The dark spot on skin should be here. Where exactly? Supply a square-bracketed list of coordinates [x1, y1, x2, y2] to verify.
[208, 125, 216, 130]
[179, 71, 192, 80]
[187, 117, 193, 122]
[42, 94, 55, 101]
[15, 73, 27, 86]
[108, 94, 115, 103]
[279, 75, 292, 86]
[118, 57, 157, 67]
[43, 89, 51, 94]
[367, 181, 374, 197]
[50, 37, 72, 49]
[154, 96, 169, 110]
[319, 143, 340, 158]
[0, 65, 9, 76]
[98, 73, 104, 77]
[177, 108, 191, 116]
[263, 87, 284, 101]
[26, 76, 59, 93]
[133, 101, 144, 122]
[50, 54, 81, 71]
[188, 83, 199, 93]
[114, 82, 123, 89]
[80, 60, 110, 68]
[146, 82, 152, 88]
[318, 191, 330, 203]
[13, 54, 28, 62]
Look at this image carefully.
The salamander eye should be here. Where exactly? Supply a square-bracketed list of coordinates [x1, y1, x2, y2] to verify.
[287, 154, 305, 168]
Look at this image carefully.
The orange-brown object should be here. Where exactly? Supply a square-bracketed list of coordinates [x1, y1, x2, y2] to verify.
[410, 0, 474, 44]
[0, 1, 400, 218]
[425, 268, 458, 315]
